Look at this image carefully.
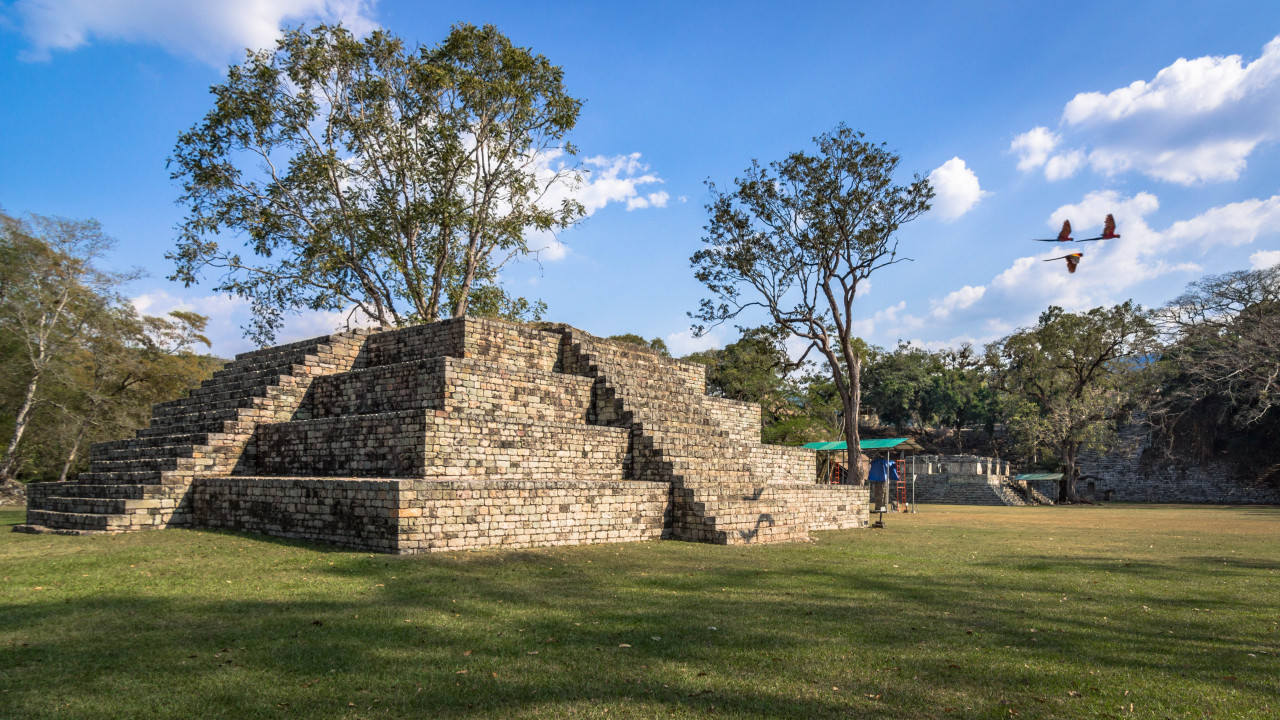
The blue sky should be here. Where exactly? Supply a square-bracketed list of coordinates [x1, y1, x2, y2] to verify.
[3, 1, 1280, 358]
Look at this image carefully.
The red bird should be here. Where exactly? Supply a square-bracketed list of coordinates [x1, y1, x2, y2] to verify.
[1080, 214, 1120, 242]
[1033, 220, 1074, 242]
[1045, 252, 1083, 274]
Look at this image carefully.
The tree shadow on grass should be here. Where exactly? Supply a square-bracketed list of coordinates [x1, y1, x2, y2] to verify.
[3, 527, 1278, 719]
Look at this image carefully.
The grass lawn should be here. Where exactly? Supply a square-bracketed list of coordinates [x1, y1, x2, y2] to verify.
[2, 503, 1277, 719]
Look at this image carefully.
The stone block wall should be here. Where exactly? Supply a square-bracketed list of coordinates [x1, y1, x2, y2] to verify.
[745, 444, 818, 484]
[701, 397, 761, 443]
[1077, 426, 1280, 504]
[396, 480, 670, 552]
[793, 485, 871, 530]
[192, 477, 402, 552]
[252, 410, 428, 477]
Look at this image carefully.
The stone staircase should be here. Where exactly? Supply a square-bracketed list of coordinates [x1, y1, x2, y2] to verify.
[563, 329, 813, 544]
[14, 330, 373, 535]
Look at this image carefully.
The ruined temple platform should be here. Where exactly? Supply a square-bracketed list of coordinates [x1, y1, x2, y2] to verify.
[16, 317, 868, 552]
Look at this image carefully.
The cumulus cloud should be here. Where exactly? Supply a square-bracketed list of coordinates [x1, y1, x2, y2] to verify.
[850, 301, 922, 338]
[528, 151, 669, 262]
[665, 327, 723, 357]
[10, 0, 378, 66]
[576, 153, 667, 215]
[1251, 249, 1280, 269]
[1010, 126, 1059, 171]
[1014, 35, 1280, 184]
[1043, 149, 1085, 181]
[929, 285, 986, 319]
[927, 157, 988, 221]
[864, 189, 1280, 348]
[1161, 194, 1280, 251]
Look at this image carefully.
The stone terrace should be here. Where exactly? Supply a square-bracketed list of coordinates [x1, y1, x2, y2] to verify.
[17, 317, 868, 551]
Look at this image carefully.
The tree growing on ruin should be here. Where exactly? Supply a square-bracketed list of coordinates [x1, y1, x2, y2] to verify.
[689, 125, 933, 482]
[170, 23, 583, 344]
[993, 302, 1156, 502]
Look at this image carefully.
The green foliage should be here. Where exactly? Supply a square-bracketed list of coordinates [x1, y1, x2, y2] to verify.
[0, 209, 219, 484]
[690, 125, 933, 478]
[606, 334, 669, 356]
[993, 302, 1156, 501]
[170, 23, 583, 344]
[861, 343, 934, 431]
[1150, 264, 1280, 481]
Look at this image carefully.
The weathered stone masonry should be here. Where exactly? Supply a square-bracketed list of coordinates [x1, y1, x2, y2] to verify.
[17, 317, 869, 551]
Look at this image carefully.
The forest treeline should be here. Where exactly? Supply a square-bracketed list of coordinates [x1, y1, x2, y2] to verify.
[0, 211, 221, 493]
[2, 207, 1277, 501]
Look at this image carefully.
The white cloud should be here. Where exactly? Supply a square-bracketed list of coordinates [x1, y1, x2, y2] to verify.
[1016, 36, 1280, 185]
[927, 157, 988, 221]
[1010, 126, 1059, 171]
[528, 150, 668, 262]
[11, 0, 378, 66]
[929, 285, 986, 319]
[1043, 149, 1085, 181]
[904, 189, 1280, 347]
[527, 235, 568, 261]
[851, 301, 922, 338]
[576, 153, 667, 215]
[1062, 40, 1280, 124]
[665, 327, 723, 357]
[1251, 249, 1280, 269]
[1161, 195, 1280, 251]
[1087, 138, 1259, 184]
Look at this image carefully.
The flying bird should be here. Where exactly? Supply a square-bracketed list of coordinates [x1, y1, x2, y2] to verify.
[1079, 214, 1120, 242]
[1033, 220, 1073, 242]
[1045, 252, 1083, 274]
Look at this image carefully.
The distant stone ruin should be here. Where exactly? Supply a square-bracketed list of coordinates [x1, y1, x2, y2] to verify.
[904, 455, 1054, 506]
[16, 317, 869, 552]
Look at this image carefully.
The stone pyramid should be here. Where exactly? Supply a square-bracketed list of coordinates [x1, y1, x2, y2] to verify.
[17, 317, 868, 552]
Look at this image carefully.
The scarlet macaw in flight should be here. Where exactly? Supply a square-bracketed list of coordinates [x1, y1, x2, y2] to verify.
[1033, 220, 1074, 242]
[1044, 252, 1083, 274]
[1079, 214, 1120, 242]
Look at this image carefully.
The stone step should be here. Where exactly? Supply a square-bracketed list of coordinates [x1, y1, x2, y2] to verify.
[11, 524, 119, 536]
[34, 482, 155, 499]
[91, 433, 216, 458]
[90, 443, 212, 463]
[37, 495, 168, 515]
[23, 508, 122, 531]
[136, 420, 244, 438]
[87, 456, 209, 474]
[75, 470, 174, 485]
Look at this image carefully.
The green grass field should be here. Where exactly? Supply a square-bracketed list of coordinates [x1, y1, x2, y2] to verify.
[2, 503, 1277, 719]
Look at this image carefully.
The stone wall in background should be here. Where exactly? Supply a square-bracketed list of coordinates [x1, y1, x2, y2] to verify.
[1077, 426, 1280, 504]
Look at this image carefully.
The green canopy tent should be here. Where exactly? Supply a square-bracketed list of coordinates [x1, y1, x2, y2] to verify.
[802, 438, 924, 511]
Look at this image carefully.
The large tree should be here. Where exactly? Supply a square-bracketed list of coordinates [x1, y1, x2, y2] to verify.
[994, 302, 1156, 502]
[170, 23, 583, 344]
[1150, 264, 1280, 476]
[690, 125, 932, 482]
[0, 211, 135, 485]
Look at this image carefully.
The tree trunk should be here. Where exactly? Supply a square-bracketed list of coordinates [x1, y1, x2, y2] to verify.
[955, 424, 963, 451]
[0, 371, 42, 482]
[58, 422, 90, 483]
[844, 355, 863, 485]
[1058, 443, 1080, 503]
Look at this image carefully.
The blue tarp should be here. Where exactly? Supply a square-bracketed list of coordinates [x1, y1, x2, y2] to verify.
[867, 457, 900, 484]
